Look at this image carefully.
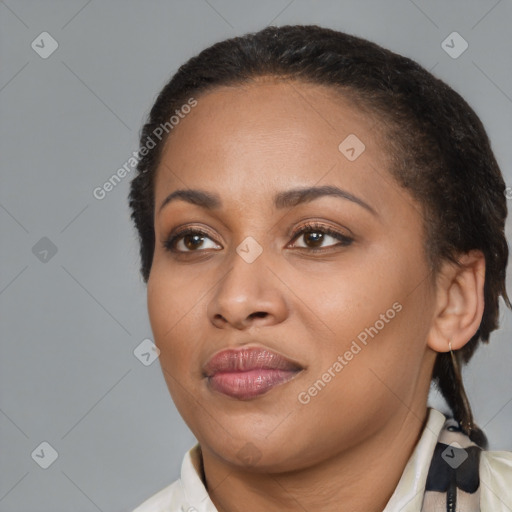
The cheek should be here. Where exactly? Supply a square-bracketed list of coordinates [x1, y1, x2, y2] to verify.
[312, 249, 432, 383]
[147, 271, 208, 419]
[147, 266, 204, 370]
[299, 252, 404, 343]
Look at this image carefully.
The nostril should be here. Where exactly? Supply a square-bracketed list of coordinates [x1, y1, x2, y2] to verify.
[250, 312, 268, 319]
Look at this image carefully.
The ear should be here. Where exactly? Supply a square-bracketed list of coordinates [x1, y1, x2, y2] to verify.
[427, 250, 486, 353]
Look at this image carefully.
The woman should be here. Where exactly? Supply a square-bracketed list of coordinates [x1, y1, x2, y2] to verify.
[129, 25, 512, 511]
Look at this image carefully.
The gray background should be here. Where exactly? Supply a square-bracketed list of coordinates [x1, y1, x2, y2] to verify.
[1, 0, 511, 510]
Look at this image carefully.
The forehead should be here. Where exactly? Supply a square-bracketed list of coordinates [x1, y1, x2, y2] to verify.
[163, 79, 378, 154]
[152, 80, 428, 260]
[154, 80, 390, 205]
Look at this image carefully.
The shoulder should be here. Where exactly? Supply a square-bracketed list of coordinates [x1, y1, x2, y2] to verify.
[479, 449, 512, 510]
[131, 479, 183, 512]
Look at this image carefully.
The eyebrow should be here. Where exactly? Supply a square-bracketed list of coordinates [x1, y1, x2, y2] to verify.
[158, 185, 377, 216]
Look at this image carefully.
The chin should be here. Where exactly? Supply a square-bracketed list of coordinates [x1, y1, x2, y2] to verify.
[199, 424, 323, 474]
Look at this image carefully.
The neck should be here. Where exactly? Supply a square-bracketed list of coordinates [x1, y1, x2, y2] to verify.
[201, 405, 430, 512]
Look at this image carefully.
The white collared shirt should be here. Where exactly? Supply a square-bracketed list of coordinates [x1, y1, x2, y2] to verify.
[132, 408, 512, 511]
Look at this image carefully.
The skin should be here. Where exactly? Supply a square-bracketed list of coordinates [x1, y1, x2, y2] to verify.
[147, 79, 485, 512]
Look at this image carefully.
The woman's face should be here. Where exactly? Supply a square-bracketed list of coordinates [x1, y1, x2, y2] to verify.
[148, 80, 438, 471]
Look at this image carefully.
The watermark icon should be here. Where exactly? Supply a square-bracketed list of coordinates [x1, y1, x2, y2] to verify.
[441, 441, 468, 469]
[298, 301, 402, 404]
[133, 338, 160, 366]
[32, 237, 58, 263]
[92, 97, 197, 200]
[31, 441, 58, 469]
[236, 442, 262, 466]
[31, 32, 59, 59]
[236, 236, 263, 263]
[339, 134, 365, 161]
[441, 32, 468, 59]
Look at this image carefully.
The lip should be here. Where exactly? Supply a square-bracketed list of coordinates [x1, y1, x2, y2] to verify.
[203, 346, 304, 400]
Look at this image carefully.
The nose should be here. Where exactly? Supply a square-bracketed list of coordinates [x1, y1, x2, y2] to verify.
[206, 247, 289, 330]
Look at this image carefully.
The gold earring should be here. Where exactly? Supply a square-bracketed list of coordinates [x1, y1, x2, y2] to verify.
[449, 341, 474, 436]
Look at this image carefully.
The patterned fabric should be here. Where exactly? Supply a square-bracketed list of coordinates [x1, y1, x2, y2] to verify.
[421, 418, 482, 511]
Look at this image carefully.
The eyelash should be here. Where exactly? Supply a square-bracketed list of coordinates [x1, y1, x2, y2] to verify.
[162, 221, 353, 255]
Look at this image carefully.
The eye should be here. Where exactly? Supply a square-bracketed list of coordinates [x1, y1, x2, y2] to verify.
[162, 221, 354, 255]
[288, 221, 353, 252]
[163, 227, 221, 253]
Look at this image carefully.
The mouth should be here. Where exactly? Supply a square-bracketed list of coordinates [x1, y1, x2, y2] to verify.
[203, 346, 304, 400]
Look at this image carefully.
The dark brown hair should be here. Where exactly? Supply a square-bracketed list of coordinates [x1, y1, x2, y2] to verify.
[128, 24, 510, 447]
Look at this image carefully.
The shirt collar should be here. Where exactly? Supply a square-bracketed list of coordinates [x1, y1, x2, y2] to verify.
[382, 407, 447, 511]
[180, 407, 447, 512]
[179, 443, 216, 512]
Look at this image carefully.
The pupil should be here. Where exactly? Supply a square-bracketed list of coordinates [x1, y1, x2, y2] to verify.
[305, 231, 323, 247]
[184, 234, 204, 250]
